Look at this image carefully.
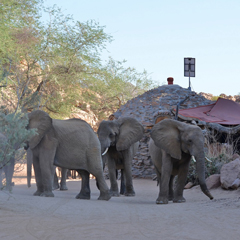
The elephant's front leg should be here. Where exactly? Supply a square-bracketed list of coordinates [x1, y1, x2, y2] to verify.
[122, 152, 135, 197]
[32, 155, 44, 196]
[173, 159, 190, 203]
[108, 157, 120, 196]
[157, 152, 172, 204]
[76, 170, 90, 199]
[38, 149, 55, 197]
[5, 157, 15, 191]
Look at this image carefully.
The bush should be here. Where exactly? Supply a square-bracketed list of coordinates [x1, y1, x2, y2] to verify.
[186, 129, 238, 185]
[0, 111, 36, 170]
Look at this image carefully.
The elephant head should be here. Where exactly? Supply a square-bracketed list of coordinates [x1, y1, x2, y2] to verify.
[150, 119, 213, 200]
[97, 117, 144, 155]
[27, 110, 53, 149]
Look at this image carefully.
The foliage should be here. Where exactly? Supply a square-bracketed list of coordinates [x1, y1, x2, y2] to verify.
[79, 57, 156, 119]
[211, 96, 220, 101]
[187, 129, 238, 185]
[0, 111, 36, 169]
[0, 1, 155, 122]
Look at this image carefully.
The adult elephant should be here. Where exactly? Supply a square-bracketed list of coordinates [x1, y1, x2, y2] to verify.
[0, 132, 15, 191]
[25, 110, 111, 200]
[149, 119, 213, 204]
[97, 117, 144, 196]
[26, 148, 68, 190]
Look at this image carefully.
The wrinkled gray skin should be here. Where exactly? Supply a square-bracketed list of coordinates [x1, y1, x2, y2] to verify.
[0, 133, 15, 191]
[97, 117, 144, 196]
[27, 148, 68, 190]
[26, 110, 111, 200]
[149, 119, 214, 204]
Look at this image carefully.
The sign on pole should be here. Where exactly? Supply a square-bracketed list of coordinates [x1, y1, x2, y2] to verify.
[184, 57, 195, 90]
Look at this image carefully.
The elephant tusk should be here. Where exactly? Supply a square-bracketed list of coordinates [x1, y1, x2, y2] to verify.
[102, 148, 109, 156]
[192, 156, 212, 163]
[205, 156, 212, 162]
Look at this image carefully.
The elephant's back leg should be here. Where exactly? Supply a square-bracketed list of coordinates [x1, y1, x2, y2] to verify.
[86, 151, 111, 200]
[60, 168, 68, 190]
[75, 169, 90, 199]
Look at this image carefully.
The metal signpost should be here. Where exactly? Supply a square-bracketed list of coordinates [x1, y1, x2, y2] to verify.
[184, 57, 195, 91]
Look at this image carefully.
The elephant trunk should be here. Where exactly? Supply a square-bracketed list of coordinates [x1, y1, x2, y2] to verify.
[98, 136, 110, 156]
[195, 153, 214, 200]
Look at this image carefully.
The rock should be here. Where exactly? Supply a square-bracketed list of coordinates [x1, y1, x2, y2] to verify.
[220, 159, 240, 190]
[230, 178, 240, 190]
[184, 182, 194, 189]
[232, 154, 240, 160]
[206, 174, 221, 189]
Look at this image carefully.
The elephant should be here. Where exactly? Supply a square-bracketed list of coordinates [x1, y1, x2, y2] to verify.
[149, 119, 213, 204]
[97, 117, 144, 196]
[0, 132, 15, 191]
[26, 148, 68, 190]
[25, 110, 111, 200]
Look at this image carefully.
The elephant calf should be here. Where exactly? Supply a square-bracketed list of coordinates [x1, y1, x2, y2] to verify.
[97, 117, 144, 197]
[149, 119, 213, 204]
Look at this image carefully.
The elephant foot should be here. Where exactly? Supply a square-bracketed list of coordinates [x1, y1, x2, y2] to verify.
[173, 196, 186, 203]
[75, 192, 90, 200]
[40, 191, 54, 197]
[156, 197, 168, 204]
[110, 190, 120, 197]
[124, 191, 135, 197]
[33, 190, 43, 196]
[60, 184, 68, 191]
[52, 184, 59, 190]
[98, 191, 111, 201]
[168, 195, 174, 201]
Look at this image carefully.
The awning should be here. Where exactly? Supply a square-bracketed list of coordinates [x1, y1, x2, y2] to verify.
[177, 98, 240, 125]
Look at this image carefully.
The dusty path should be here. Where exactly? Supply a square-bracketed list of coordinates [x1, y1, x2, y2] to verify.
[0, 176, 240, 240]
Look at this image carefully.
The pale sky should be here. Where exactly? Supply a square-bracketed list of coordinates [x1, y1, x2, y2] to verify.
[43, 0, 240, 96]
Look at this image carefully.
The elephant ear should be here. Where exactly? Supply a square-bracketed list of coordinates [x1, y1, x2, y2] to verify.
[116, 117, 144, 151]
[150, 119, 182, 160]
[28, 110, 52, 149]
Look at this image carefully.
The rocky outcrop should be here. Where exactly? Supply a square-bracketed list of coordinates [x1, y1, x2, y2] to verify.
[199, 92, 240, 103]
[220, 158, 240, 189]
[112, 84, 213, 178]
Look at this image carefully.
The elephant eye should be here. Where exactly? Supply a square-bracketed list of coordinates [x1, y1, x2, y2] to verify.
[188, 139, 192, 143]
[109, 133, 114, 137]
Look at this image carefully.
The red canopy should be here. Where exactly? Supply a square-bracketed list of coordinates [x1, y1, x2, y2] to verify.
[178, 98, 240, 125]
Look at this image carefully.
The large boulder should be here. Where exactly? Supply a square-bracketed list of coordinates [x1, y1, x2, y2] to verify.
[206, 174, 221, 189]
[220, 158, 240, 189]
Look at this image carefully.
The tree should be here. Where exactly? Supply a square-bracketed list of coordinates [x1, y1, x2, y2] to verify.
[0, 0, 41, 172]
[0, 1, 155, 120]
[78, 57, 156, 120]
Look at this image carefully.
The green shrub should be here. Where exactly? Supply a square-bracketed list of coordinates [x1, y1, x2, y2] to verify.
[0, 111, 36, 169]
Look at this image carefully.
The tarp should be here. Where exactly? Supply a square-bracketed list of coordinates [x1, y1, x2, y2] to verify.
[177, 98, 240, 125]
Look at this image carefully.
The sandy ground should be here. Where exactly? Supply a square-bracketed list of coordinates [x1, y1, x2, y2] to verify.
[1, 175, 240, 240]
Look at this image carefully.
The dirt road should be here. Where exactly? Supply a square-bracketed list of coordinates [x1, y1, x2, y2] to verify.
[0, 176, 240, 240]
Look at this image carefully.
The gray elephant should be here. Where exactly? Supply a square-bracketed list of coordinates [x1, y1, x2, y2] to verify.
[149, 119, 213, 204]
[97, 117, 144, 196]
[26, 148, 68, 190]
[25, 110, 111, 200]
[0, 132, 15, 191]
